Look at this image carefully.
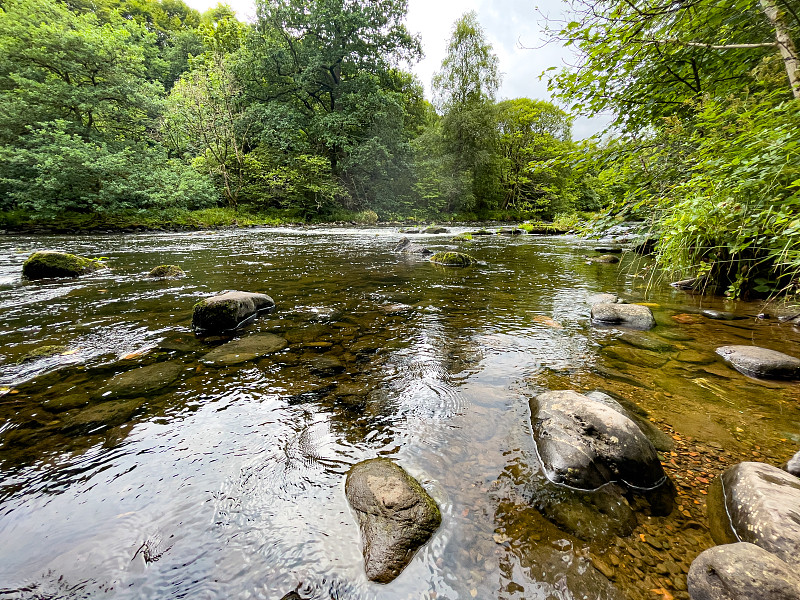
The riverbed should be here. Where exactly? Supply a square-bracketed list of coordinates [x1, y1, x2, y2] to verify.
[0, 227, 798, 599]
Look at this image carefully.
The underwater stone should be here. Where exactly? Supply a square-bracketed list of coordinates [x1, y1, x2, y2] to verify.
[22, 251, 105, 279]
[393, 237, 431, 255]
[192, 291, 275, 333]
[429, 251, 476, 267]
[530, 390, 668, 492]
[715, 345, 800, 380]
[700, 309, 746, 321]
[707, 461, 800, 565]
[687, 542, 800, 600]
[591, 303, 656, 330]
[61, 397, 146, 433]
[589, 254, 620, 264]
[200, 333, 287, 366]
[345, 458, 441, 583]
[148, 264, 186, 279]
[95, 361, 184, 400]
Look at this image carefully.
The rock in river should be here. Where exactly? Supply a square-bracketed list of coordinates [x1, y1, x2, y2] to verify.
[591, 303, 656, 330]
[22, 251, 105, 279]
[201, 333, 288, 366]
[587, 293, 619, 305]
[589, 254, 620, 264]
[192, 291, 275, 333]
[345, 458, 441, 583]
[530, 390, 668, 492]
[95, 361, 184, 400]
[429, 251, 476, 267]
[148, 264, 186, 279]
[707, 461, 800, 565]
[715, 345, 800, 380]
[786, 449, 800, 477]
[687, 542, 800, 600]
[393, 237, 431, 255]
[422, 226, 449, 234]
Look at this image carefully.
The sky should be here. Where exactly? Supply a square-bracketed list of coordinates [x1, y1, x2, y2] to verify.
[183, 0, 611, 138]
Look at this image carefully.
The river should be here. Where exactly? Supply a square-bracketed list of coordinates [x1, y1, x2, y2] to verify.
[0, 227, 798, 599]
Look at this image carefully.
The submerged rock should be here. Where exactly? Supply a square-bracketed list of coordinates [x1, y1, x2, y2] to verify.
[715, 345, 800, 380]
[345, 458, 441, 583]
[687, 542, 800, 600]
[422, 226, 449, 234]
[200, 333, 287, 366]
[786, 449, 800, 477]
[22, 251, 105, 279]
[192, 291, 275, 333]
[429, 251, 476, 267]
[707, 462, 800, 565]
[530, 390, 668, 492]
[148, 264, 185, 279]
[700, 309, 746, 321]
[95, 361, 184, 400]
[16, 344, 69, 364]
[62, 397, 146, 433]
[591, 303, 656, 330]
[590, 255, 620, 264]
[393, 237, 431, 255]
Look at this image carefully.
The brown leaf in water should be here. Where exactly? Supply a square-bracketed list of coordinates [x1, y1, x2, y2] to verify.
[533, 315, 563, 328]
[671, 313, 700, 324]
[650, 588, 674, 600]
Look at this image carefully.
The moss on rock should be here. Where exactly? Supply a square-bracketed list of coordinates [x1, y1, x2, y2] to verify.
[22, 251, 105, 279]
[16, 344, 69, 364]
[430, 251, 476, 267]
[451, 233, 473, 242]
[148, 264, 186, 279]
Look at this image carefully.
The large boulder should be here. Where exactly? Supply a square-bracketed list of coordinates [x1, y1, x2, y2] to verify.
[429, 252, 476, 267]
[345, 458, 440, 583]
[715, 345, 800, 380]
[707, 462, 800, 565]
[591, 303, 656, 330]
[530, 390, 668, 492]
[687, 542, 800, 600]
[200, 333, 287, 366]
[192, 291, 275, 333]
[22, 251, 105, 279]
[393, 237, 431, 255]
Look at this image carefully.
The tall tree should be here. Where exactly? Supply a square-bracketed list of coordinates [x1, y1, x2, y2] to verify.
[432, 11, 501, 212]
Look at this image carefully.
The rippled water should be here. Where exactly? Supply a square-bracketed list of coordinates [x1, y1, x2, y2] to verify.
[0, 227, 799, 600]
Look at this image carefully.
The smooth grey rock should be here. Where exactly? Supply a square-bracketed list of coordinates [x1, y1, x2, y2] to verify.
[192, 291, 275, 333]
[716, 345, 800, 380]
[22, 251, 105, 279]
[345, 458, 441, 583]
[786, 450, 800, 477]
[393, 237, 431, 255]
[687, 542, 800, 600]
[530, 390, 667, 492]
[700, 309, 746, 321]
[201, 333, 287, 366]
[585, 390, 674, 452]
[707, 462, 800, 565]
[587, 293, 619, 305]
[591, 303, 656, 330]
[95, 362, 184, 400]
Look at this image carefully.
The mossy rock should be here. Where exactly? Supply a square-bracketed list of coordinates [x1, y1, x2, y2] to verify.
[16, 344, 69, 364]
[451, 233, 473, 242]
[22, 251, 105, 279]
[429, 251, 476, 267]
[148, 264, 186, 279]
[422, 226, 449, 234]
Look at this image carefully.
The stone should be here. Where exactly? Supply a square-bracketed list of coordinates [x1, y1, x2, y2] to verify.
[591, 303, 656, 330]
[429, 252, 476, 267]
[587, 293, 619, 305]
[308, 356, 345, 376]
[584, 390, 674, 452]
[422, 226, 449, 234]
[398, 228, 420, 234]
[700, 309, 746, 321]
[687, 542, 800, 600]
[530, 390, 668, 492]
[62, 397, 146, 433]
[618, 332, 675, 353]
[715, 345, 800, 380]
[16, 345, 69, 363]
[786, 449, 800, 477]
[22, 251, 105, 279]
[498, 227, 523, 235]
[379, 303, 413, 316]
[95, 362, 184, 400]
[590, 255, 620, 264]
[393, 237, 431, 255]
[671, 277, 700, 290]
[42, 392, 90, 412]
[707, 462, 800, 565]
[192, 291, 275, 333]
[470, 229, 493, 236]
[201, 333, 287, 366]
[345, 458, 441, 583]
[594, 247, 623, 253]
[148, 264, 185, 279]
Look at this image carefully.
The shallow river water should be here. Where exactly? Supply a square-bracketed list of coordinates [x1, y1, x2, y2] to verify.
[0, 227, 798, 600]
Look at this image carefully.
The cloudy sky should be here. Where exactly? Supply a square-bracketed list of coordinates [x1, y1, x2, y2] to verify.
[183, 0, 610, 137]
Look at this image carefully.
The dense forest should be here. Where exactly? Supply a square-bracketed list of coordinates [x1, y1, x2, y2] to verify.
[0, 0, 799, 297]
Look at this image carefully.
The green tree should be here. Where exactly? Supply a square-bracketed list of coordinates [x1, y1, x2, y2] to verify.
[432, 11, 502, 213]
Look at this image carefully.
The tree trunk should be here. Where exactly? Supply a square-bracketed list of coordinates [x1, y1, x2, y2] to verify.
[760, 0, 800, 99]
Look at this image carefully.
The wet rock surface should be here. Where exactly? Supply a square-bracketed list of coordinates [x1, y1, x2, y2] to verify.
[95, 362, 184, 399]
[786, 449, 800, 477]
[345, 458, 441, 583]
[700, 309, 745, 321]
[429, 251, 476, 267]
[200, 333, 288, 366]
[585, 390, 674, 452]
[148, 264, 186, 279]
[422, 226, 448, 234]
[687, 542, 800, 600]
[392, 237, 431, 255]
[707, 461, 800, 564]
[22, 251, 105, 279]
[715, 345, 800, 380]
[588, 293, 619, 305]
[590, 254, 620, 264]
[530, 390, 668, 492]
[192, 291, 275, 333]
[591, 303, 656, 330]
